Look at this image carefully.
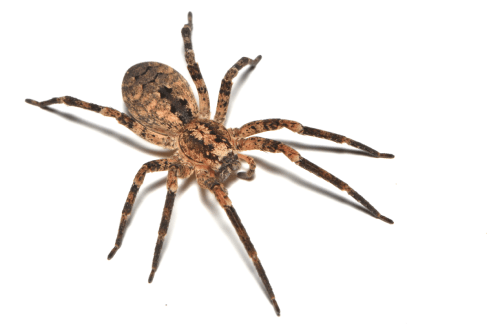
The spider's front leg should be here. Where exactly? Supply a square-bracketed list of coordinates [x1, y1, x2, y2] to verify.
[149, 169, 178, 283]
[210, 183, 280, 316]
[237, 137, 393, 224]
[25, 97, 175, 149]
[108, 159, 174, 260]
[235, 119, 394, 158]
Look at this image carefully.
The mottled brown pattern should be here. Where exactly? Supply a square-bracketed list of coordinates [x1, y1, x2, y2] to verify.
[301, 126, 394, 158]
[211, 184, 280, 315]
[25, 12, 394, 316]
[178, 119, 241, 183]
[237, 137, 301, 162]
[122, 62, 199, 135]
[235, 119, 394, 159]
[237, 137, 393, 224]
[236, 154, 256, 179]
[214, 56, 262, 124]
[149, 170, 178, 283]
[25, 97, 175, 149]
[181, 12, 210, 119]
[107, 159, 178, 260]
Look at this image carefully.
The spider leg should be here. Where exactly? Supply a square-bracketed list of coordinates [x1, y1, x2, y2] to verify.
[108, 159, 172, 260]
[181, 12, 210, 118]
[235, 119, 394, 158]
[25, 97, 174, 149]
[211, 184, 280, 316]
[214, 56, 262, 124]
[237, 154, 256, 180]
[237, 137, 393, 224]
[148, 169, 178, 283]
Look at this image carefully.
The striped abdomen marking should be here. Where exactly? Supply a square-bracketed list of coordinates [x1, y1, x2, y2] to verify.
[122, 62, 199, 135]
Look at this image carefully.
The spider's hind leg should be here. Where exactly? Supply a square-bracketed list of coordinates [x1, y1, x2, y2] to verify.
[237, 137, 393, 224]
[235, 119, 394, 158]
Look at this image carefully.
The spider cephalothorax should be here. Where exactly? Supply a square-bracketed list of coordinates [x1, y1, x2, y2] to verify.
[178, 119, 241, 183]
[25, 12, 394, 316]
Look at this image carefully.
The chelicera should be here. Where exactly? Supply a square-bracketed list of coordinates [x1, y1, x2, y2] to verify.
[26, 12, 394, 316]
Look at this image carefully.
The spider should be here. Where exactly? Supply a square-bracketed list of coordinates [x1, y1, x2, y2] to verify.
[25, 12, 394, 316]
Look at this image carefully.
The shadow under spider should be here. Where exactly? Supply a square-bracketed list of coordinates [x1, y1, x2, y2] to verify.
[224, 65, 257, 124]
[125, 174, 196, 267]
[37, 105, 173, 158]
[280, 140, 374, 157]
[198, 181, 269, 298]
[249, 156, 374, 218]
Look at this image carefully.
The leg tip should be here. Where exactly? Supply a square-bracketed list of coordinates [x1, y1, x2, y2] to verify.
[25, 98, 39, 106]
[252, 55, 262, 67]
[379, 215, 394, 224]
[237, 171, 252, 180]
[107, 247, 118, 260]
[148, 271, 156, 283]
[272, 299, 280, 316]
[379, 153, 395, 159]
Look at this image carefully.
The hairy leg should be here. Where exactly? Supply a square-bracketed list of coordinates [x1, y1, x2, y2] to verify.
[25, 97, 175, 149]
[211, 184, 280, 316]
[148, 170, 178, 283]
[234, 119, 394, 158]
[181, 12, 210, 118]
[237, 137, 393, 223]
[237, 154, 256, 180]
[214, 56, 262, 124]
[108, 159, 173, 260]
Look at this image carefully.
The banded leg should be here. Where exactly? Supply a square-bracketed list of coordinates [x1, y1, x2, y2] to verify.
[149, 170, 178, 283]
[237, 137, 393, 224]
[235, 119, 394, 158]
[237, 154, 256, 180]
[214, 56, 262, 124]
[181, 12, 210, 118]
[108, 159, 172, 260]
[25, 97, 175, 149]
[211, 184, 280, 316]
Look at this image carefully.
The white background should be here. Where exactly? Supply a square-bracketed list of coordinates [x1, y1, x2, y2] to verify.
[2, 0, 499, 332]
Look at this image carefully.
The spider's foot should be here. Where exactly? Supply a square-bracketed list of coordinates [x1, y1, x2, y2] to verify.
[251, 55, 262, 67]
[272, 298, 281, 317]
[379, 153, 395, 159]
[148, 270, 156, 283]
[25, 98, 40, 107]
[379, 215, 394, 224]
[186, 12, 193, 30]
[107, 246, 119, 260]
[237, 171, 253, 180]
[25, 98, 56, 110]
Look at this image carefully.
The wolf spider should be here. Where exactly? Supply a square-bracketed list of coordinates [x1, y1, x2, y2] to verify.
[26, 12, 394, 316]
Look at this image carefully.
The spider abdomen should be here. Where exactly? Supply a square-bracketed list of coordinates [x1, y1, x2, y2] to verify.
[179, 119, 240, 181]
[122, 62, 199, 135]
